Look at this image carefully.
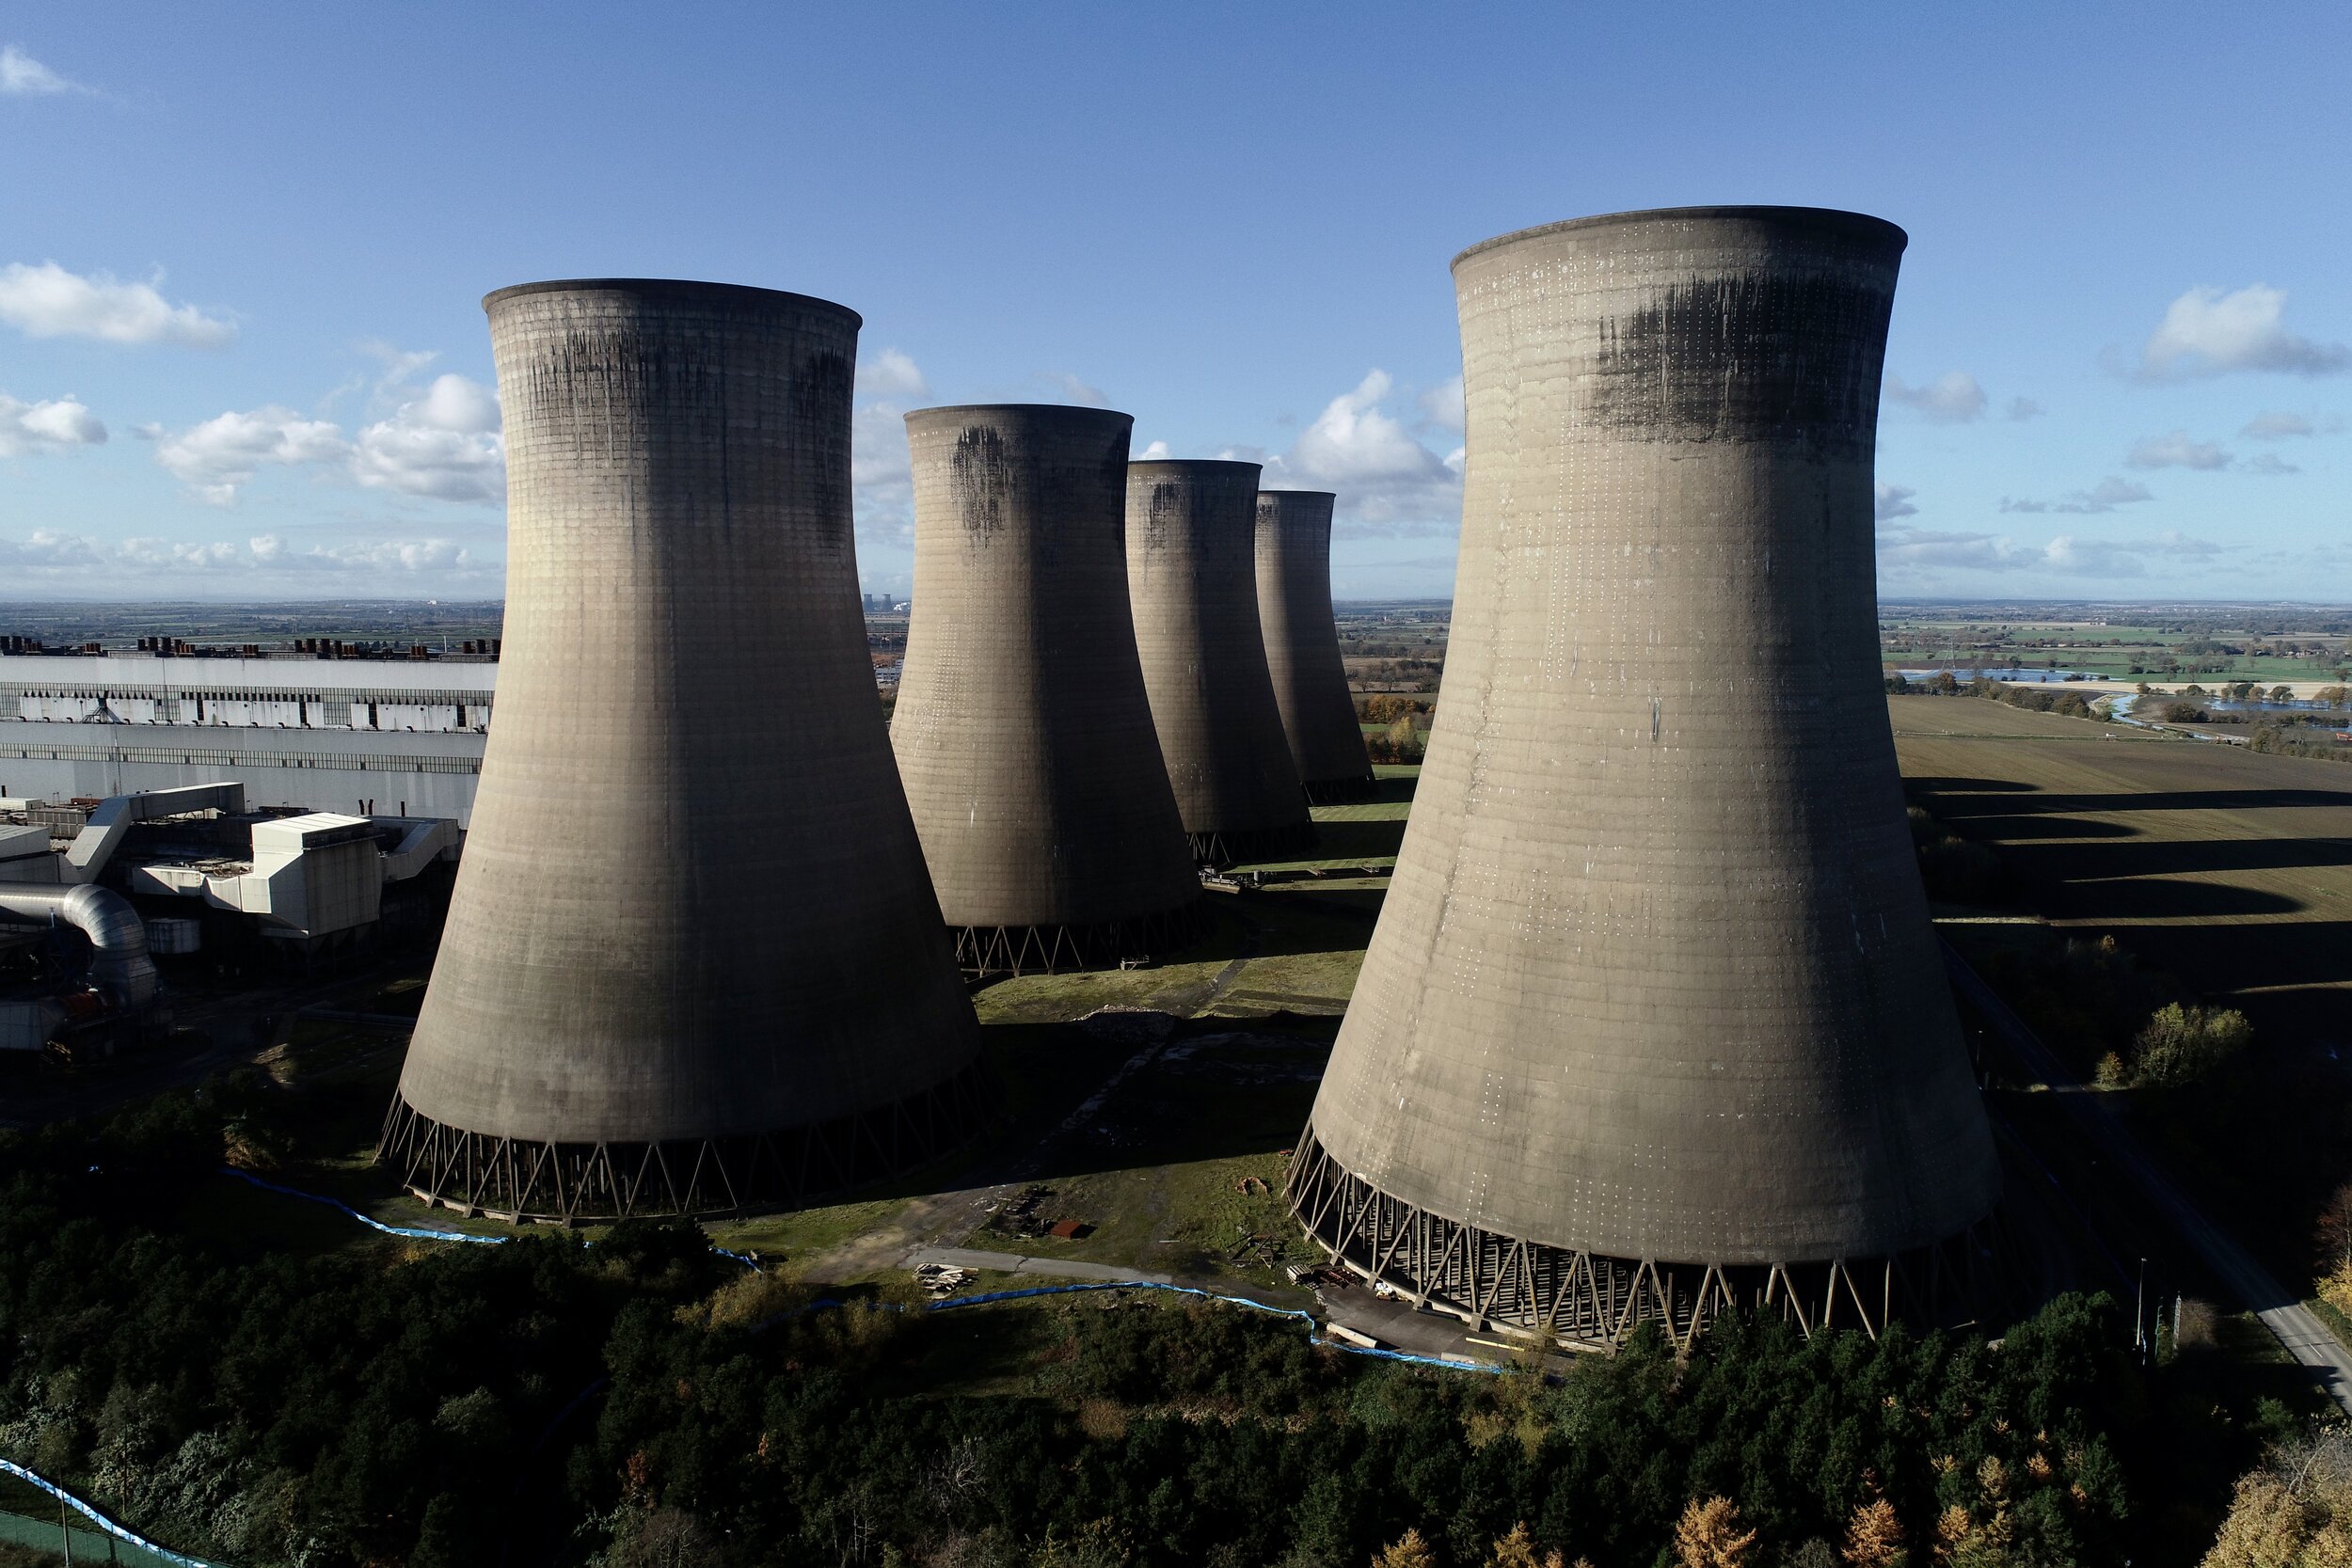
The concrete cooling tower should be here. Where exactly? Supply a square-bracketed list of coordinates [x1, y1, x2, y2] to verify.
[1125, 460, 1316, 866]
[1290, 208, 2002, 1347]
[380, 279, 986, 1223]
[891, 405, 1203, 974]
[1254, 490, 1375, 802]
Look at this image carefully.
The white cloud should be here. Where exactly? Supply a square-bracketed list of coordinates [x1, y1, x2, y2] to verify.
[1999, 476, 2154, 515]
[351, 373, 504, 503]
[855, 347, 928, 401]
[1418, 374, 1465, 432]
[2006, 397, 2044, 421]
[1878, 524, 2222, 578]
[2243, 451, 2301, 476]
[0, 529, 492, 591]
[2136, 284, 2349, 379]
[155, 406, 349, 504]
[151, 368, 505, 506]
[2126, 430, 2231, 471]
[1041, 372, 1107, 406]
[0, 391, 105, 456]
[1261, 370, 1462, 537]
[0, 261, 234, 347]
[1136, 439, 1171, 460]
[0, 45, 79, 96]
[847, 352, 927, 546]
[2241, 410, 2337, 439]
[1874, 483, 1918, 522]
[1885, 371, 1987, 423]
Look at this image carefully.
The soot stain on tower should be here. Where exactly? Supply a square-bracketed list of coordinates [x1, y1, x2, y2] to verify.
[1125, 460, 1316, 866]
[380, 279, 987, 1223]
[1289, 208, 2003, 1347]
[892, 405, 1203, 974]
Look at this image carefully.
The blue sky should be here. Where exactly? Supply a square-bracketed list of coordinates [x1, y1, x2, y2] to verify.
[1, 3, 2345, 602]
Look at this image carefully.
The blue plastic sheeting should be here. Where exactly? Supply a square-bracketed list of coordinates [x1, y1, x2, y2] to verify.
[219, 1167, 507, 1244]
[215, 1168, 762, 1268]
[224, 1171, 1504, 1378]
[928, 1279, 1508, 1376]
[0, 1458, 230, 1568]
[752, 1278, 1504, 1377]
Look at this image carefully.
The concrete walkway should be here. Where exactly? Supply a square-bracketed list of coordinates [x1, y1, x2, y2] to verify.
[907, 1245, 1174, 1286]
[1945, 942, 2352, 1416]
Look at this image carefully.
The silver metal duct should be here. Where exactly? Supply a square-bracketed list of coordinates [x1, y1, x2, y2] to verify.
[0, 883, 160, 1008]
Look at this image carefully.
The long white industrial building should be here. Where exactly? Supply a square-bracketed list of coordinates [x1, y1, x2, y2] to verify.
[0, 653, 491, 824]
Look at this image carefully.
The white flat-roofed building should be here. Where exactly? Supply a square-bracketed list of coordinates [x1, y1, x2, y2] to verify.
[0, 654, 494, 823]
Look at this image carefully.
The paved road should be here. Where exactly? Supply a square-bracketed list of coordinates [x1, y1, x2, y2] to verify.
[907, 1245, 1174, 1286]
[1945, 942, 2352, 1415]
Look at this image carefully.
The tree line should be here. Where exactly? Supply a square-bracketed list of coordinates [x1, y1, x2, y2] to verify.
[0, 1081, 2305, 1566]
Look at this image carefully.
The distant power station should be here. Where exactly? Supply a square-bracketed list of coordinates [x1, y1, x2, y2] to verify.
[383, 279, 985, 1222]
[1291, 208, 2002, 1345]
[891, 405, 1201, 974]
[1125, 460, 1315, 866]
[1254, 491, 1375, 801]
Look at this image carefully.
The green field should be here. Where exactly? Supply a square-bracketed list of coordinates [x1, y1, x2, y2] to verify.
[1892, 691, 2352, 1276]
[175, 771, 1423, 1299]
[1881, 609, 2352, 682]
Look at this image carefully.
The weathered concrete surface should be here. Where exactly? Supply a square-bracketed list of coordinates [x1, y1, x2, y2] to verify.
[1125, 460, 1312, 863]
[1253, 491, 1373, 799]
[891, 406, 1199, 949]
[1307, 209, 1999, 1266]
[398, 279, 979, 1146]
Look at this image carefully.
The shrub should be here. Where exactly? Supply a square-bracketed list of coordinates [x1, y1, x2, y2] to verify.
[1359, 694, 1430, 725]
[2129, 1003, 2252, 1087]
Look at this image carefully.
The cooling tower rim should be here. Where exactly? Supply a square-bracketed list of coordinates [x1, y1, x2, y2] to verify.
[481, 277, 863, 326]
[1451, 205, 1908, 271]
[1126, 458, 1263, 481]
[1255, 487, 1338, 504]
[904, 402, 1136, 430]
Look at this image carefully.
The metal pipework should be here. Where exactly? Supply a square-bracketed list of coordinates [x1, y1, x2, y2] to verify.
[1292, 207, 2002, 1347]
[383, 279, 985, 1223]
[891, 405, 1202, 973]
[0, 883, 159, 1008]
[1253, 491, 1375, 802]
[1124, 460, 1314, 866]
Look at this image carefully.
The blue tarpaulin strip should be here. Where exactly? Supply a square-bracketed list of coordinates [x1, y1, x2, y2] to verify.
[216, 1168, 761, 1267]
[219, 1166, 508, 1244]
[224, 1169, 1503, 1377]
[925, 1278, 1507, 1374]
[0, 1458, 230, 1568]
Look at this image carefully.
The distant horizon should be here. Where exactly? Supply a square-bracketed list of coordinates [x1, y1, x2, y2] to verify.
[7, 594, 2352, 613]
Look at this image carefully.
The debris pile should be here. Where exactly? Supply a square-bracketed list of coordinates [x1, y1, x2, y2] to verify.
[914, 1261, 971, 1298]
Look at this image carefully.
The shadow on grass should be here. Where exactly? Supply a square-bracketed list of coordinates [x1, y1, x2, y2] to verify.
[1938, 813, 2143, 841]
[1289, 816, 1406, 863]
[1943, 787, 2352, 817]
[1997, 834, 2352, 879]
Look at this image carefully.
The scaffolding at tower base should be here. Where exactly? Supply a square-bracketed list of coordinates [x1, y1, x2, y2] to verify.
[950, 897, 1209, 976]
[1187, 819, 1319, 869]
[1299, 772, 1379, 806]
[1287, 1128, 2009, 1351]
[377, 1058, 993, 1224]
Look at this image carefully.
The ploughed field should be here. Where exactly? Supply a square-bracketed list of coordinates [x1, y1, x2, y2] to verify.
[1890, 694, 2352, 1045]
[1892, 692, 2352, 1287]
